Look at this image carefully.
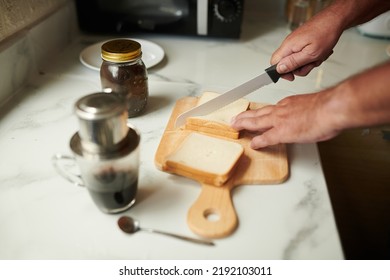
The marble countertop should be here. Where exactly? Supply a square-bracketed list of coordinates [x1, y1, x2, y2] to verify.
[0, 4, 388, 259]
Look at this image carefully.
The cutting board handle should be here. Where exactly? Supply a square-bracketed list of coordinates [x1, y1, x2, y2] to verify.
[187, 182, 237, 239]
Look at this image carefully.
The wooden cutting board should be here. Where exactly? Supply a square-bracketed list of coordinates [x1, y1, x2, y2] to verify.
[155, 97, 289, 238]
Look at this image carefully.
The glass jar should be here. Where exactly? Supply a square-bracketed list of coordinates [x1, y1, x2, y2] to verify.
[288, 0, 310, 30]
[100, 39, 149, 117]
[286, 0, 332, 29]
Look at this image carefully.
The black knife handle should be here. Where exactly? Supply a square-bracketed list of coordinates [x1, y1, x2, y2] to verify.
[265, 64, 281, 83]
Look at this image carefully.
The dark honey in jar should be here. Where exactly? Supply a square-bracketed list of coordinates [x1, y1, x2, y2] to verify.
[100, 39, 149, 117]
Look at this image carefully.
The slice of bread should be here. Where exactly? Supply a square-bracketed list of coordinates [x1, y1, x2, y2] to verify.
[185, 92, 250, 139]
[163, 132, 244, 186]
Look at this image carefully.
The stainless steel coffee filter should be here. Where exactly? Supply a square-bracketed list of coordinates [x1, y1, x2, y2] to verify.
[75, 93, 129, 148]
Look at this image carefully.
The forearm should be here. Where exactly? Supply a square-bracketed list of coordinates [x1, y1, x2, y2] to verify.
[324, 61, 390, 131]
[325, 0, 390, 30]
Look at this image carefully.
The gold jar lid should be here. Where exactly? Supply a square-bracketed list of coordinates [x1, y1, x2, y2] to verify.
[101, 39, 142, 62]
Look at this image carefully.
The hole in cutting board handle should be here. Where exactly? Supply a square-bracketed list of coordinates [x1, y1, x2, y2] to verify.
[204, 208, 220, 222]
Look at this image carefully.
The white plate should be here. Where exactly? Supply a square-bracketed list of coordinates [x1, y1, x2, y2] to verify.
[79, 38, 165, 71]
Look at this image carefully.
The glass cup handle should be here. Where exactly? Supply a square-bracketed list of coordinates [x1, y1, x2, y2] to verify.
[52, 154, 85, 187]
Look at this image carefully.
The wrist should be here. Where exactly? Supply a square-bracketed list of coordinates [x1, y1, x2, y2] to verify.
[325, 0, 390, 29]
[320, 1, 352, 32]
[319, 82, 354, 132]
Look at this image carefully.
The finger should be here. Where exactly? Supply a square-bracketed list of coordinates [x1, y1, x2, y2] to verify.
[290, 50, 333, 76]
[232, 106, 274, 125]
[250, 128, 281, 149]
[271, 41, 296, 65]
[231, 109, 258, 124]
[231, 114, 273, 132]
[293, 63, 316, 77]
[276, 50, 318, 74]
[280, 72, 295, 81]
[325, 50, 334, 60]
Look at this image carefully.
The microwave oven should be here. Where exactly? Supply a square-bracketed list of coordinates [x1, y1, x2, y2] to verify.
[75, 0, 244, 38]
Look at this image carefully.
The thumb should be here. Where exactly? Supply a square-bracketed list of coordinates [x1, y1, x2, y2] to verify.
[276, 50, 318, 74]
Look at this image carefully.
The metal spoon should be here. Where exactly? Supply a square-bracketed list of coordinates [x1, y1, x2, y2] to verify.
[118, 216, 215, 246]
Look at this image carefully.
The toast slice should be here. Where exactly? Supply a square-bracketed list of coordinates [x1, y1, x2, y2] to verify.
[185, 92, 250, 139]
[163, 132, 244, 186]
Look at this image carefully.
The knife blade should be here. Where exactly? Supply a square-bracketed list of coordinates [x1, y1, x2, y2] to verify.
[174, 64, 281, 128]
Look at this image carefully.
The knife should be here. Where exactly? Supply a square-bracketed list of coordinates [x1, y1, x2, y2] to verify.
[174, 64, 281, 128]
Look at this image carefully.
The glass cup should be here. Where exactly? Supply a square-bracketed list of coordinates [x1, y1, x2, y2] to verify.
[289, 0, 310, 30]
[53, 127, 140, 214]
